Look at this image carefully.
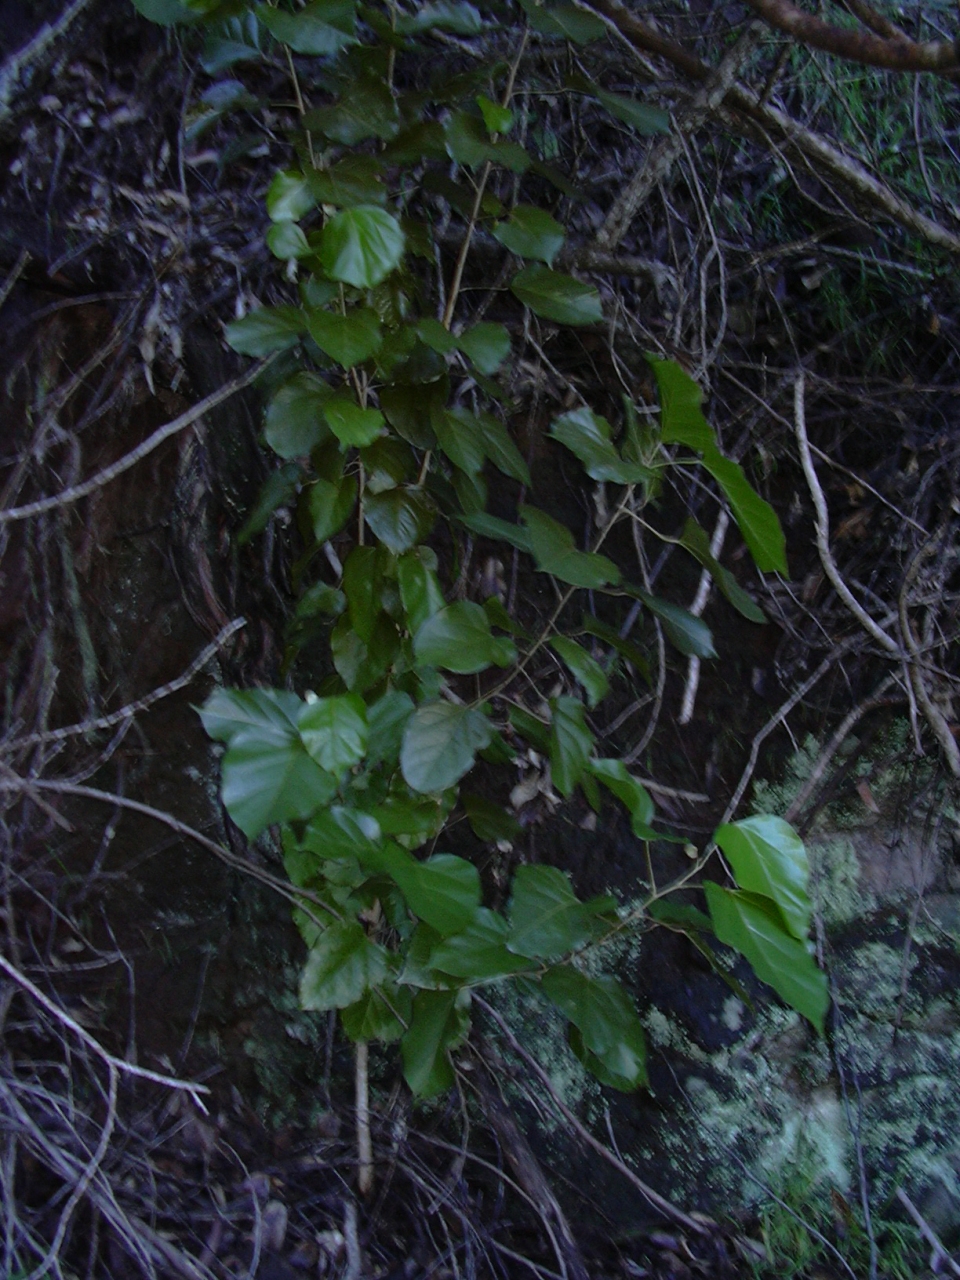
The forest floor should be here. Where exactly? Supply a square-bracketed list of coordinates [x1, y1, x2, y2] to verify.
[1, 2, 960, 1278]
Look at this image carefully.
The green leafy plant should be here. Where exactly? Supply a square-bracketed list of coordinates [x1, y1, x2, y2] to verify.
[134, 0, 827, 1101]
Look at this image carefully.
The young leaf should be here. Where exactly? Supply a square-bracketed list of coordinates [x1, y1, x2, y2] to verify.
[307, 308, 383, 368]
[550, 637, 609, 708]
[317, 206, 405, 289]
[401, 988, 470, 1096]
[323, 397, 385, 447]
[416, 317, 458, 355]
[476, 93, 513, 134]
[704, 884, 828, 1032]
[298, 693, 368, 777]
[365, 486, 436, 553]
[522, 507, 620, 588]
[506, 865, 613, 959]
[300, 921, 388, 1011]
[254, 0, 357, 56]
[264, 372, 332, 458]
[713, 816, 812, 941]
[431, 908, 532, 979]
[400, 702, 493, 793]
[225, 306, 304, 356]
[549, 407, 649, 484]
[548, 695, 594, 797]
[414, 602, 516, 674]
[587, 758, 656, 838]
[541, 967, 648, 1089]
[511, 265, 603, 326]
[458, 322, 511, 374]
[492, 205, 565, 266]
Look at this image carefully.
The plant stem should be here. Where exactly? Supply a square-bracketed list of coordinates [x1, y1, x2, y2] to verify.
[355, 1040, 374, 1196]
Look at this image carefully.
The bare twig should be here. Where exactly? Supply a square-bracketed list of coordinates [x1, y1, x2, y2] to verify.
[895, 1188, 960, 1277]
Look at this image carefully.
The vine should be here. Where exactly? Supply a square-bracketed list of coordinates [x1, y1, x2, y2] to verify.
[134, 0, 828, 1123]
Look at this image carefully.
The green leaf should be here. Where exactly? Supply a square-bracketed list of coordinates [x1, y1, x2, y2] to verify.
[509, 704, 550, 753]
[522, 506, 620, 588]
[307, 307, 382, 368]
[343, 544, 381, 641]
[679, 518, 765, 623]
[264, 372, 332, 458]
[462, 794, 521, 844]
[199, 686, 302, 745]
[549, 407, 649, 484]
[473, 412, 531, 485]
[324, 397, 384, 447]
[517, 0, 606, 43]
[541, 967, 647, 1089]
[341, 982, 412, 1042]
[266, 169, 315, 222]
[300, 805, 381, 862]
[587, 758, 655, 838]
[306, 80, 400, 145]
[507, 865, 613, 959]
[380, 381, 440, 450]
[238, 461, 301, 544]
[398, 553, 445, 634]
[308, 155, 386, 207]
[365, 486, 436, 553]
[362, 437, 414, 493]
[627, 588, 716, 658]
[432, 407, 486, 475]
[702, 449, 788, 576]
[550, 637, 609, 708]
[401, 989, 470, 1096]
[582, 614, 650, 684]
[225, 305, 304, 356]
[648, 356, 715, 452]
[511, 264, 602, 326]
[548, 695, 593, 797]
[704, 884, 828, 1032]
[397, 0, 483, 33]
[444, 111, 530, 173]
[477, 93, 513, 134]
[366, 690, 415, 766]
[431, 908, 532, 979]
[460, 512, 532, 552]
[416, 317, 458, 354]
[306, 472, 358, 544]
[414, 601, 516, 674]
[317, 206, 405, 288]
[389, 851, 482, 935]
[714, 816, 812, 941]
[266, 222, 312, 260]
[594, 88, 670, 135]
[458, 322, 511, 374]
[492, 205, 565, 266]
[300, 921, 388, 1011]
[400, 702, 493, 793]
[200, 14, 264, 73]
[255, 0, 357, 55]
[331, 611, 399, 691]
[298, 693, 368, 777]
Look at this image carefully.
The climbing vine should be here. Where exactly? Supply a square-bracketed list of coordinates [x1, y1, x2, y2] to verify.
[133, 0, 828, 1104]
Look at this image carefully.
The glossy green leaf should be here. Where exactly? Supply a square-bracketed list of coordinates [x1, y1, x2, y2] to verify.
[460, 512, 532, 552]
[511, 264, 602, 326]
[432, 407, 485, 476]
[225, 306, 304, 356]
[548, 695, 593, 797]
[679, 518, 765, 622]
[365, 486, 436, 553]
[200, 14, 264, 73]
[550, 637, 608, 708]
[508, 704, 550, 753]
[266, 169, 315, 222]
[477, 93, 513, 134]
[298, 693, 368, 777]
[398, 553, 445, 634]
[389, 851, 482, 935]
[401, 988, 470, 1096]
[199, 686, 302, 745]
[324, 397, 384, 447]
[341, 982, 412, 1042]
[462, 794, 521, 843]
[264, 372, 332, 458]
[300, 921, 388, 1011]
[380, 382, 440, 450]
[714, 816, 812, 941]
[307, 307, 382, 367]
[541, 967, 647, 1089]
[648, 356, 715, 452]
[220, 729, 337, 837]
[702, 449, 788, 576]
[458, 322, 511, 374]
[628, 588, 716, 658]
[397, 0, 483, 32]
[431, 908, 531, 979]
[366, 690, 415, 765]
[704, 884, 828, 1032]
[266, 222, 311, 260]
[308, 155, 386, 207]
[317, 206, 405, 289]
[595, 88, 670, 135]
[523, 506, 620, 588]
[416, 317, 458, 355]
[255, 0, 357, 55]
[306, 473, 358, 543]
[400, 702, 493, 793]
[473, 412, 530, 485]
[331, 611, 399, 691]
[362, 437, 414, 493]
[549, 407, 649, 484]
[132, 0, 199, 23]
[414, 602, 516, 674]
[507, 865, 613, 959]
[300, 805, 381, 862]
[587, 757, 655, 838]
[493, 205, 565, 266]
